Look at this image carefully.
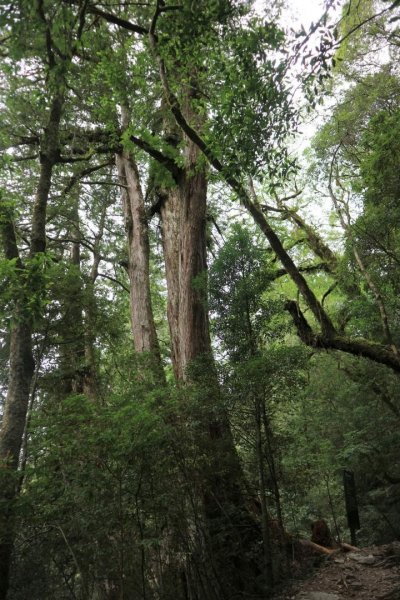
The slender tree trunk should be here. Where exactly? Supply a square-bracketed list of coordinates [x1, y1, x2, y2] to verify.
[255, 397, 274, 588]
[0, 317, 35, 600]
[0, 89, 64, 599]
[261, 402, 284, 533]
[117, 107, 164, 381]
[160, 187, 182, 380]
[83, 202, 108, 401]
[59, 195, 87, 396]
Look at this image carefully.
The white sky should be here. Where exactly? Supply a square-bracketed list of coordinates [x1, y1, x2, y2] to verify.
[255, 0, 326, 28]
[284, 0, 326, 27]
[251, 1, 341, 227]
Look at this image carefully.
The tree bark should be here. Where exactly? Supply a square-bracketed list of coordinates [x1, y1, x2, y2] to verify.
[0, 215, 34, 600]
[58, 196, 87, 396]
[30, 93, 63, 255]
[117, 106, 164, 381]
[0, 318, 34, 600]
[278, 204, 338, 272]
[160, 187, 182, 380]
[151, 70, 400, 373]
[245, 188, 336, 339]
[157, 125, 265, 595]
[177, 151, 211, 378]
[255, 396, 274, 587]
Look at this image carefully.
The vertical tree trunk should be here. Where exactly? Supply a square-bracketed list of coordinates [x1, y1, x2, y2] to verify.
[83, 201, 108, 401]
[177, 153, 211, 376]
[59, 194, 86, 396]
[0, 215, 35, 600]
[255, 396, 274, 588]
[160, 187, 182, 380]
[159, 119, 211, 381]
[159, 132, 264, 597]
[0, 318, 34, 600]
[117, 107, 164, 381]
[0, 89, 64, 599]
[262, 402, 284, 534]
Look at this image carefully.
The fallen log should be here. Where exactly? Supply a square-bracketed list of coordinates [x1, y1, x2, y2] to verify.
[297, 540, 360, 556]
[298, 539, 337, 555]
[340, 542, 360, 552]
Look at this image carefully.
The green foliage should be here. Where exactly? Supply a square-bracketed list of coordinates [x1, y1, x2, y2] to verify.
[0, 252, 54, 326]
[2, 2, 400, 598]
[15, 369, 175, 598]
[360, 109, 400, 206]
[310, 66, 400, 344]
[209, 224, 286, 359]
[280, 353, 400, 542]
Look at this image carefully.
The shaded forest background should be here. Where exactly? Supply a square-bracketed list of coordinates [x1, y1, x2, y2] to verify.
[0, 0, 400, 599]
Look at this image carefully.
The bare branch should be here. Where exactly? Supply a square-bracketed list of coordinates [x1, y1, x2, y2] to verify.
[87, 5, 148, 35]
[97, 272, 130, 293]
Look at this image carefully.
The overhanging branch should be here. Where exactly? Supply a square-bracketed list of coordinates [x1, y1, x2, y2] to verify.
[285, 300, 400, 373]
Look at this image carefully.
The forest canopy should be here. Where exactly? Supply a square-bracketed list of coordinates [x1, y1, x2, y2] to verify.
[0, 0, 400, 599]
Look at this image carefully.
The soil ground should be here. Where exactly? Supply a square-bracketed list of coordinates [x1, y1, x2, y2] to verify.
[272, 542, 400, 599]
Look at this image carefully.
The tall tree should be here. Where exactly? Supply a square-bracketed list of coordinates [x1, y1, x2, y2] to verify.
[0, 2, 90, 596]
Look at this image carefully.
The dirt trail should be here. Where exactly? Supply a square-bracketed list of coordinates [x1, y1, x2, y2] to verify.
[273, 542, 400, 599]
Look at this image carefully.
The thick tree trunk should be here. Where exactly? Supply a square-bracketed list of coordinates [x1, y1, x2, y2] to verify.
[160, 152, 211, 380]
[0, 323, 35, 470]
[159, 137, 265, 597]
[147, 43, 269, 590]
[178, 159, 211, 376]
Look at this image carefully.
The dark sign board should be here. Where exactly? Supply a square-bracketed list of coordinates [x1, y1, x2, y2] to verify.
[343, 469, 360, 543]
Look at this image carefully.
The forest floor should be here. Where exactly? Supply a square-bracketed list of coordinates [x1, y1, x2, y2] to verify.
[272, 542, 400, 599]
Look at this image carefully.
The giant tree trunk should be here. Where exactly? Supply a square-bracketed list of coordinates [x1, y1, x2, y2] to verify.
[159, 135, 265, 597]
[160, 166, 211, 380]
